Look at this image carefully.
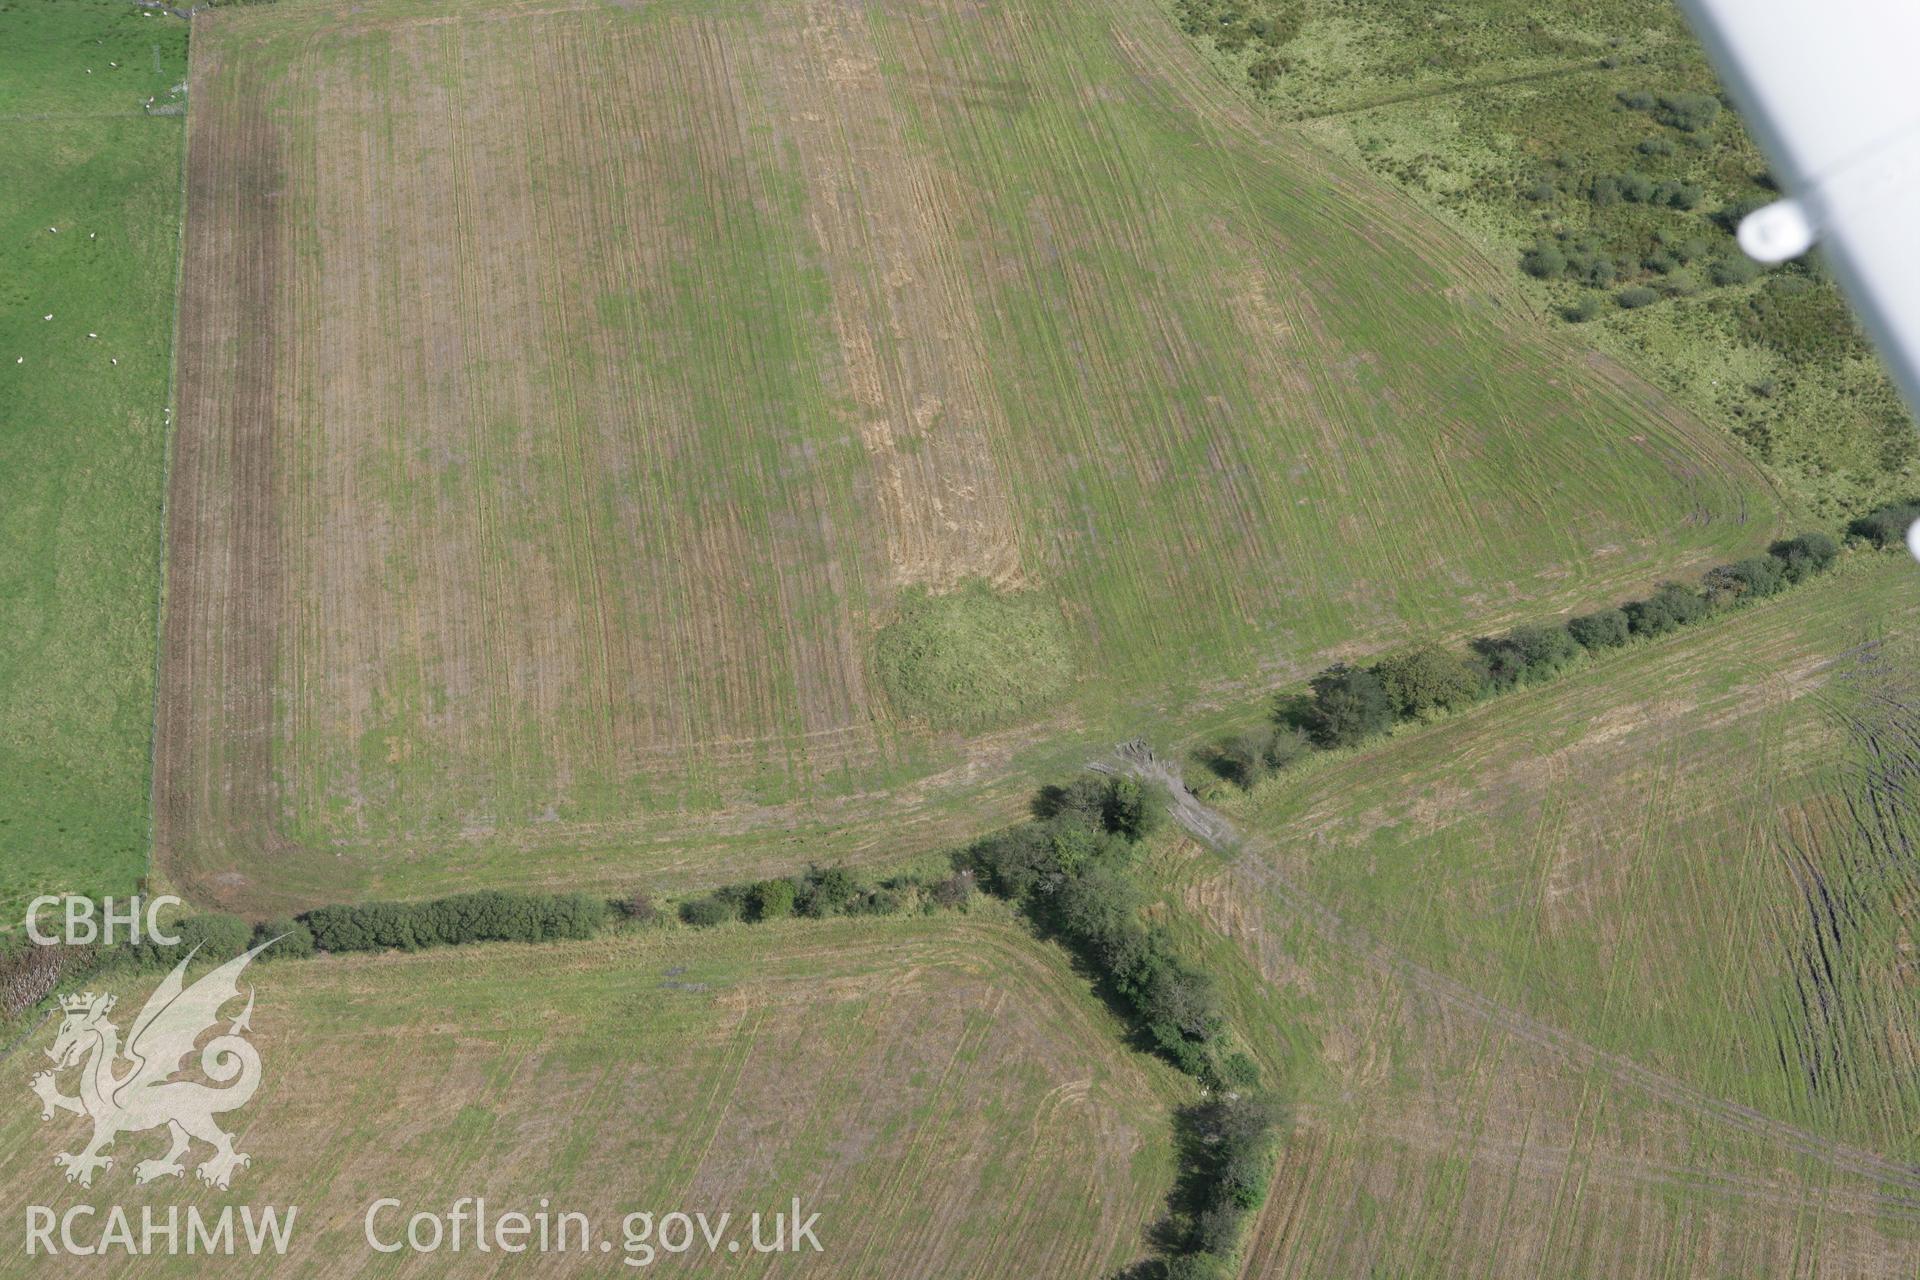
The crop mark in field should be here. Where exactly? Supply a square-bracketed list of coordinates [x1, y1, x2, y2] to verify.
[154, 49, 289, 886]
[1110, 744, 1920, 1198]
[776, 0, 1026, 591]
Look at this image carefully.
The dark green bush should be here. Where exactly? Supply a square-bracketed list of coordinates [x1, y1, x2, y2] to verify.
[1261, 725, 1313, 771]
[253, 916, 315, 961]
[1213, 725, 1309, 788]
[929, 870, 976, 910]
[126, 913, 251, 967]
[617, 893, 662, 925]
[1484, 623, 1582, 686]
[1052, 865, 1143, 947]
[1520, 244, 1566, 279]
[1848, 501, 1920, 548]
[1659, 233, 1709, 264]
[1567, 608, 1631, 650]
[1164, 1253, 1233, 1280]
[846, 887, 908, 917]
[1474, 623, 1581, 689]
[1617, 286, 1658, 309]
[1708, 255, 1761, 287]
[1625, 582, 1707, 636]
[1216, 1050, 1262, 1090]
[1036, 775, 1110, 826]
[1770, 531, 1839, 581]
[1566, 246, 1618, 288]
[679, 896, 736, 928]
[798, 865, 862, 917]
[304, 891, 608, 953]
[1167, 1094, 1284, 1270]
[751, 879, 796, 921]
[1704, 555, 1786, 603]
[968, 822, 1060, 900]
[1616, 88, 1656, 110]
[184, 913, 254, 961]
[1135, 946, 1223, 1044]
[1212, 728, 1271, 788]
[1173, 0, 1303, 56]
[1563, 295, 1602, 323]
[1102, 777, 1169, 842]
[1373, 644, 1482, 717]
[1247, 55, 1287, 90]
[1654, 92, 1720, 132]
[1307, 663, 1395, 747]
[1653, 180, 1700, 209]
[1046, 818, 1112, 878]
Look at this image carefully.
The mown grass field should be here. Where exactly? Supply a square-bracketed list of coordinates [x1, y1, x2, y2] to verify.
[1176, 0, 1916, 519]
[0, 916, 1184, 1277]
[0, 0, 188, 921]
[159, 0, 1786, 914]
[1140, 555, 1920, 1275]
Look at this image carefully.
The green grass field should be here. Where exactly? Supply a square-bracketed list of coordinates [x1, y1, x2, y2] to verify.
[157, 0, 1786, 914]
[1169, 0, 1917, 520]
[1125, 554, 1920, 1274]
[0, 0, 188, 919]
[0, 916, 1186, 1277]
[1218, 554, 1920, 1145]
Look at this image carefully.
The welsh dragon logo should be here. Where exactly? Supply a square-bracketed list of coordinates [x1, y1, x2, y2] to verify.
[29, 940, 275, 1190]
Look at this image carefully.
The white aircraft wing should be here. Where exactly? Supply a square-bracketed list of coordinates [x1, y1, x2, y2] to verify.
[1678, 0, 1920, 414]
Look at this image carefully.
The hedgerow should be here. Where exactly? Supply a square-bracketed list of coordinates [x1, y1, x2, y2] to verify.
[1212, 524, 1855, 790]
[302, 890, 607, 953]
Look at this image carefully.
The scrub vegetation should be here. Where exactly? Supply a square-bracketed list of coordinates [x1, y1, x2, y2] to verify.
[1168, 0, 1917, 519]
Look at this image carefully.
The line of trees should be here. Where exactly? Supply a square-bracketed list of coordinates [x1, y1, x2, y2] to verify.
[301, 891, 605, 953]
[962, 777, 1251, 1081]
[1160, 1095, 1285, 1280]
[960, 775, 1283, 1279]
[1213, 529, 1842, 788]
[672, 862, 977, 929]
[11, 774, 1284, 1277]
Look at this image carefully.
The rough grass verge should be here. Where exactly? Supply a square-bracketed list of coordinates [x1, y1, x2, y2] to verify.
[873, 580, 1074, 731]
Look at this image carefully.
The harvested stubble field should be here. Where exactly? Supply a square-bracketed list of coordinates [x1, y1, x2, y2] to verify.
[1148, 557, 1920, 1275]
[0, 916, 1182, 1278]
[160, 0, 1786, 912]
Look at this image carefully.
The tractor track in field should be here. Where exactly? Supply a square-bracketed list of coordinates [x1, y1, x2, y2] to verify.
[1099, 742, 1920, 1203]
[1277, 48, 1695, 124]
